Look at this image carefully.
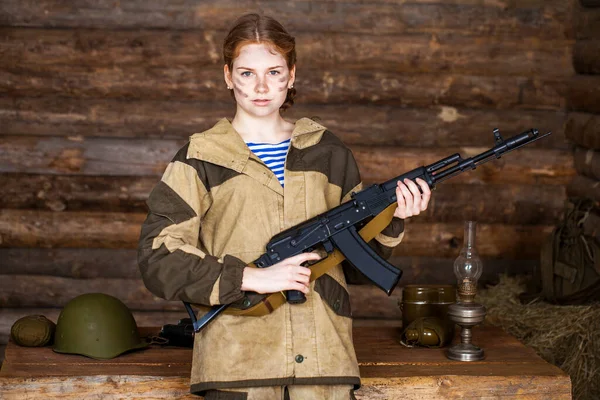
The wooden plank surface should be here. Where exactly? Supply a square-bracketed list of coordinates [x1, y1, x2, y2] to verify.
[573, 40, 600, 74]
[575, 5, 600, 40]
[0, 137, 575, 184]
[568, 75, 600, 114]
[580, 0, 600, 7]
[0, 0, 572, 39]
[565, 112, 600, 150]
[0, 175, 566, 224]
[574, 146, 600, 180]
[0, 97, 569, 147]
[353, 146, 574, 186]
[0, 68, 569, 109]
[0, 255, 538, 327]
[0, 209, 556, 258]
[567, 175, 600, 203]
[0, 325, 563, 375]
[0, 27, 573, 77]
[0, 374, 572, 400]
[0, 174, 154, 213]
[0, 276, 405, 316]
[0, 248, 535, 284]
[0, 325, 572, 399]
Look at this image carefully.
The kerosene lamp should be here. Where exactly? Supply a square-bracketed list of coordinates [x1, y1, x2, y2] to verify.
[446, 221, 487, 361]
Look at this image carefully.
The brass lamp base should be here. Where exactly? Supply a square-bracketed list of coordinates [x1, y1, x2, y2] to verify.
[446, 302, 486, 362]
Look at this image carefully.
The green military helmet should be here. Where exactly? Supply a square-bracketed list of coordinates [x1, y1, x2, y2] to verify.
[53, 293, 148, 359]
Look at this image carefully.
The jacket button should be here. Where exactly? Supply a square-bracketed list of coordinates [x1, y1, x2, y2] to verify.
[333, 299, 341, 311]
[295, 354, 304, 363]
[242, 298, 251, 308]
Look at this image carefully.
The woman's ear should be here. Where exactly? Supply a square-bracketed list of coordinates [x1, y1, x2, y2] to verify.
[224, 64, 233, 89]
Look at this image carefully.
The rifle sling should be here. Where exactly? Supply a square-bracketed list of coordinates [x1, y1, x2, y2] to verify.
[191, 204, 397, 317]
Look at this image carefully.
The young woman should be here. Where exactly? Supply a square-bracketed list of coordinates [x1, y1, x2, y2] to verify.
[138, 13, 431, 400]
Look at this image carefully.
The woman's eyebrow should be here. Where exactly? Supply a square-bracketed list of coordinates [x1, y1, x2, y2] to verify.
[236, 65, 284, 70]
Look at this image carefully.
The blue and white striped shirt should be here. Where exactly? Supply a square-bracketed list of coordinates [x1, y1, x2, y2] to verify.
[246, 139, 291, 187]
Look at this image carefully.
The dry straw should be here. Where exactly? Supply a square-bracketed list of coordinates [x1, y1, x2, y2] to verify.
[477, 275, 600, 400]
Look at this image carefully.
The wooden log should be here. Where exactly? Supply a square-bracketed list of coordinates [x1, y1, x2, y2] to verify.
[0, 172, 566, 224]
[0, 97, 569, 148]
[0, 248, 142, 279]
[567, 175, 600, 204]
[426, 183, 565, 225]
[0, 174, 154, 213]
[270, 34, 574, 78]
[0, 255, 536, 326]
[0, 0, 572, 39]
[395, 221, 553, 259]
[565, 112, 600, 150]
[354, 146, 574, 186]
[0, 136, 575, 184]
[0, 247, 535, 286]
[398, 2, 572, 39]
[567, 75, 600, 113]
[0, 210, 146, 249]
[580, 0, 600, 7]
[0, 27, 574, 77]
[573, 40, 600, 75]
[0, 136, 184, 177]
[0, 276, 401, 318]
[0, 67, 569, 110]
[0, 275, 185, 311]
[574, 146, 600, 180]
[575, 6, 600, 40]
[391, 257, 536, 288]
[0, 209, 554, 258]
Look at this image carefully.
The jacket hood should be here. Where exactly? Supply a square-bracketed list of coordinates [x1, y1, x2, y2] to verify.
[187, 117, 328, 172]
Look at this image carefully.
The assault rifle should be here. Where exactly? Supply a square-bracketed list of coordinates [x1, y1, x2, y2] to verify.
[184, 128, 552, 332]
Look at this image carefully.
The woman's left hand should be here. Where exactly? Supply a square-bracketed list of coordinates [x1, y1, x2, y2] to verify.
[393, 177, 431, 219]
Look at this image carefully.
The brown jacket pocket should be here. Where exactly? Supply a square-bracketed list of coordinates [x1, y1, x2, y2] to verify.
[314, 274, 352, 318]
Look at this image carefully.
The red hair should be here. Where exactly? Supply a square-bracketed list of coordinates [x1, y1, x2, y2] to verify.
[223, 14, 296, 111]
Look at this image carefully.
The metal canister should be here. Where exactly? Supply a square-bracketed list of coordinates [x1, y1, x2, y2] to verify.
[400, 285, 456, 347]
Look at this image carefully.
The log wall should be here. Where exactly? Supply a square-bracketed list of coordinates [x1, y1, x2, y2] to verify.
[0, 0, 580, 354]
[566, 1, 600, 238]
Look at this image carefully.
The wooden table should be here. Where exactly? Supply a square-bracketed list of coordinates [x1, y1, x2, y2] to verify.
[0, 324, 571, 399]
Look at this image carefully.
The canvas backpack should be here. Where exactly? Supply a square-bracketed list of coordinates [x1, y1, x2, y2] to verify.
[539, 198, 600, 305]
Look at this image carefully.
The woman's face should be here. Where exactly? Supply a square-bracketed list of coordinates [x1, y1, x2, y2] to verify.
[224, 43, 295, 118]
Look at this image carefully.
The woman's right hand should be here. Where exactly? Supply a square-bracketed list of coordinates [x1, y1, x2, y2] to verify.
[241, 252, 322, 294]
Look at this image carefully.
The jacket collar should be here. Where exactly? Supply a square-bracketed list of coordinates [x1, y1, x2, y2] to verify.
[187, 117, 327, 171]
